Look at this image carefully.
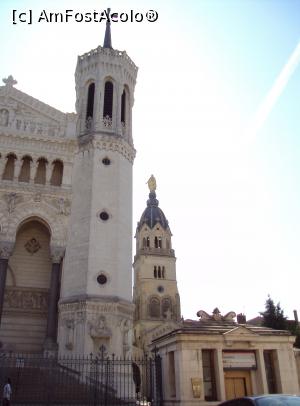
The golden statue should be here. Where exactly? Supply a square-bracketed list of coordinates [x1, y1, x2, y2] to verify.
[147, 175, 156, 192]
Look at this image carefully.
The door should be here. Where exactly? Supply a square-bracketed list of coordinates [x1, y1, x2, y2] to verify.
[225, 371, 252, 400]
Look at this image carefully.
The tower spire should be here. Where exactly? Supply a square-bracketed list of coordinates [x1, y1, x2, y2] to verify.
[103, 8, 113, 49]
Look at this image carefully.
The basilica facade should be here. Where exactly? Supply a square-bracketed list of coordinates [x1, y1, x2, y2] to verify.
[0, 21, 300, 405]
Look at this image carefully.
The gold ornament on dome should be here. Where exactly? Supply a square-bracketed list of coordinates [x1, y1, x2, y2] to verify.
[147, 174, 156, 192]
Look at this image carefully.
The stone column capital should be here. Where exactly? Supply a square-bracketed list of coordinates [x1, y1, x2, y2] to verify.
[0, 241, 14, 259]
[50, 246, 65, 263]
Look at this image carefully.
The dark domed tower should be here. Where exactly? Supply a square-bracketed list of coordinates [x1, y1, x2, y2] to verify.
[133, 176, 181, 352]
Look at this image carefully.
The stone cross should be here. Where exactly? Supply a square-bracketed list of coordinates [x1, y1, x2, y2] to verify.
[2, 75, 17, 87]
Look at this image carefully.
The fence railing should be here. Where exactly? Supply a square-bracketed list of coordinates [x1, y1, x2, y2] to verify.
[0, 349, 163, 406]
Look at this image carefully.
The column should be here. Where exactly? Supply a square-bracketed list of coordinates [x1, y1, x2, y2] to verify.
[0, 156, 6, 178]
[0, 241, 14, 327]
[215, 348, 226, 401]
[256, 348, 268, 394]
[30, 158, 38, 183]
[45, 160, 52, 186]
[44, 246, 65, 350]
[13, 157, 22, 182]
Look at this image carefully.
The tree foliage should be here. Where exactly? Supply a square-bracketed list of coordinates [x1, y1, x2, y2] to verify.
[260, 295, 287, 330]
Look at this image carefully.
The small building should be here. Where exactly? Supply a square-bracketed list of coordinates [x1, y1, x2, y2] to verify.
[151, 308, 299, 406]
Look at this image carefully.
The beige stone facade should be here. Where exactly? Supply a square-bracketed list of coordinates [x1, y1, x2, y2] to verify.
[150, 310, 299, 406]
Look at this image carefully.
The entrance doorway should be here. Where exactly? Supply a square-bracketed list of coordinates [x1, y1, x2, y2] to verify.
[225, 370, 252, 400]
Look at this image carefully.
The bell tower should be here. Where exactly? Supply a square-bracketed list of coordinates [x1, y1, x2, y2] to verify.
[133, 176, 181, 353]
[59, 16, 138, 357]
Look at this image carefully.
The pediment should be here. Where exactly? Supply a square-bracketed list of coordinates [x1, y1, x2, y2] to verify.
[0, 84, 76, 139]
[0, 85, 66, 123]
[223, 326, 258, 337]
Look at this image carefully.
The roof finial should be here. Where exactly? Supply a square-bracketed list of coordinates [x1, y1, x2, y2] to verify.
[147, 175, 156, 193]
[103, 8, 113, 49]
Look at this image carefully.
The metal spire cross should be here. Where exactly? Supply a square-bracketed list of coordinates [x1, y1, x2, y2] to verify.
[103, 8, 113, 49]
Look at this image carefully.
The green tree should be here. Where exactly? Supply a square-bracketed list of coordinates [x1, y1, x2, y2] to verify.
[260, 295, 287, 330]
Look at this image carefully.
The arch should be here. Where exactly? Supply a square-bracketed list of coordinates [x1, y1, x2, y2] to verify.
[142, 237, 147, 248]
[19, 155, 32, 183]
[86, 82, 95, 120]
[162, 297, 172, 319]
[34, 158, 48, 185]
[149, 296, 160, 318]
[7, 203, 66, 247]
[162, 266, 165, 279]
[2, 153, 17, 180]
[154, 266, 157, 278]
[50, 160, 63, 186]
[103, 80, 113, 119]
[146, 237, 150, 248]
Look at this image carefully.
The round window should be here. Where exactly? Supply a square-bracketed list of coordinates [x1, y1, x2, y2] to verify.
[97, 274, 107, 285]
[157, 286, 164, 293]
[102, 157, 111, 166]
[99, 211, 109, 221]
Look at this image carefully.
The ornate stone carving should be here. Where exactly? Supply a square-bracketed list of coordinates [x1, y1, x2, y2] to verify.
[196, 308, 236, 321]
[0, 109, 9, 126]
[4, 192, 22, 214]
[89, 316, 111, 339]
[0, 241, 14, 259]
[3, 287, 48, 313]
[25, 237, 41, 255]
[56, 197, 71, 215]
[50, 246, 65, 263]
[2, 75, 17, 87]
[102, 115, 112, 128]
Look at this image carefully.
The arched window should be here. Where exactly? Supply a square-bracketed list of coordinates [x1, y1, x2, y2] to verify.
[19, 156, 31, 182]
[154, 266, 157, 278]
[146, 237, 150, 248]
[103, 81, 113, 119]
[143, 237, 146, 248]
[149, 297, 160, 318]
[121, 89, 126, 124]
[2, 154, 16, 180]
[158, 266, 161, 279]
[50, 160, 63, 186]
[162, 298, 172, 319]
[86, 82, 95, 120]
[154, 237, 158, 248]
[162, 266, 165, 279]
[158, 237, 162, 248]
[35, 158, 47, 185]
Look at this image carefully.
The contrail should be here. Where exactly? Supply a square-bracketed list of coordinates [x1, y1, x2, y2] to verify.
[245, 39, 300, 141]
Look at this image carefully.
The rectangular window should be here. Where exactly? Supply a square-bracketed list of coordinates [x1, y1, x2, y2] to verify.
[168, 351, 176, 397]
[263, 350, 277, 393]
[202, 349, 217, 401]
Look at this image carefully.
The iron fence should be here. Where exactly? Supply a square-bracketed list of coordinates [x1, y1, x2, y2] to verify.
[0, 349, 163, 406]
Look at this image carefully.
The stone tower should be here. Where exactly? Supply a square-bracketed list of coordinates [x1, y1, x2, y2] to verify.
[133, 176, 181, 353]
[58, 19, 138, 356]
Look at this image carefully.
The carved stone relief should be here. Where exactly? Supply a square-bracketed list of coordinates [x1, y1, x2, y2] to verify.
[24, 238, 41, 255]
[3, 287, 48, 314]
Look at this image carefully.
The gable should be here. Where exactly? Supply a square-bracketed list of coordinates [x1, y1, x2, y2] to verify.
[223, 326, 258, 337]
[0, 85, 76, 139]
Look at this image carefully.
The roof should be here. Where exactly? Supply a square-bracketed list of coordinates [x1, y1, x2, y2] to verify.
[137, 191, 170, 231]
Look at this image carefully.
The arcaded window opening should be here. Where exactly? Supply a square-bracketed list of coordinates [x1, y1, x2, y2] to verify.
[86, 83, 95, 120]
[50, 160, 63, 186]
[146, 237, 150, 248]
[19, 156, 31, 182]
[154, 266, 157, 278]
[35, 158, 47, 185]
[121, 89, 126, 124]
[2, 154, 16, 180]
[103, 81, 113, 119]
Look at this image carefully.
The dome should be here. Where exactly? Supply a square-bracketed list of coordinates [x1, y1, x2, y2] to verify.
[137, 192, 169, 231]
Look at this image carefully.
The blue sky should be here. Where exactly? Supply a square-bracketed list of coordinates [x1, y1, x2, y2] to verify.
[0, 0, 300, 320]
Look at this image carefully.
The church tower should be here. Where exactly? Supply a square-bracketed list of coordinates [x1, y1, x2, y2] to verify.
[58, 17, 137, 356]
[133, 176, 181, 353]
